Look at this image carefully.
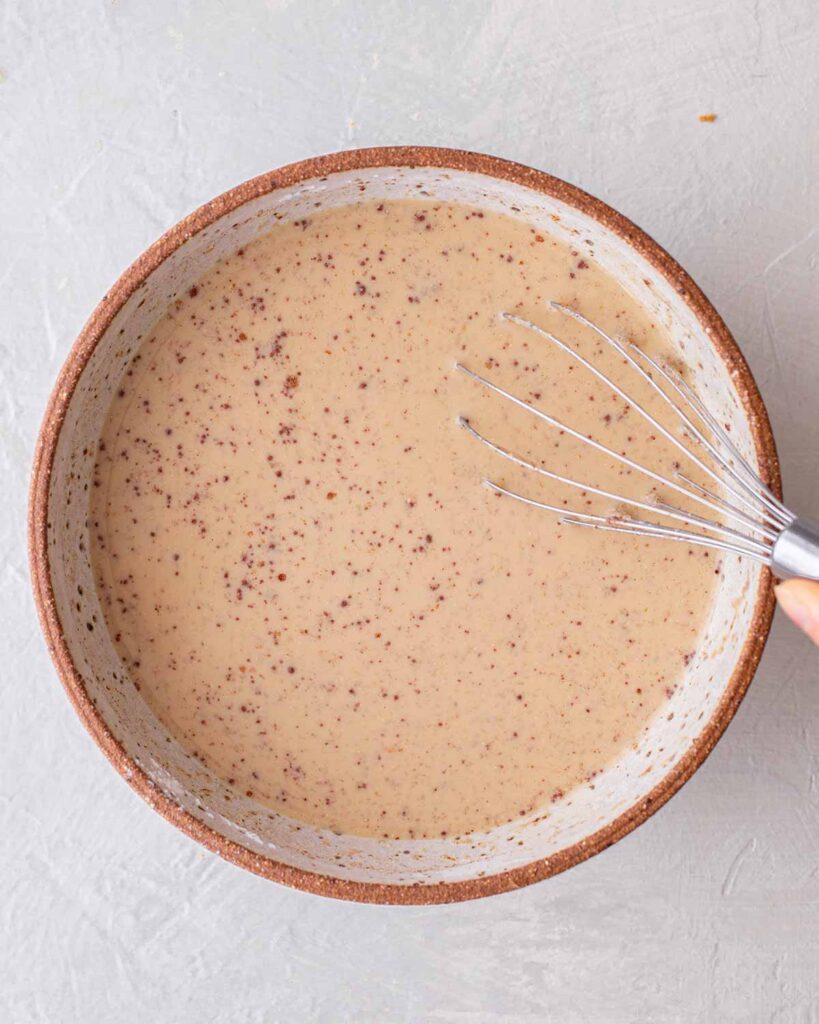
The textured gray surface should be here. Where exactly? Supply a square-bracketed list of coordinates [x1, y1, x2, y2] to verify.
[2, 1, 819, 1021]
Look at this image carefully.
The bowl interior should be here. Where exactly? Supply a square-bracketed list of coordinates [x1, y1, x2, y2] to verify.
[44, 161, 765, 895]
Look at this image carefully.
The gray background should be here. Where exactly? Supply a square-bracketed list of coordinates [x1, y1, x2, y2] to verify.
[2, 1, 818, 1021]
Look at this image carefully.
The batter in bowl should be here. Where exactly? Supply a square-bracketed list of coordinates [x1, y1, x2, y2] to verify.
[90, 199, 718, 839]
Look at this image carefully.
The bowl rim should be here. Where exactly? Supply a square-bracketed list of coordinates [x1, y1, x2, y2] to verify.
[28, 145, 780, 905]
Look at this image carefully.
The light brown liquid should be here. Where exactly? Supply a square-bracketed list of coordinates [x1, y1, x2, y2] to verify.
[91, 200, 717, 839]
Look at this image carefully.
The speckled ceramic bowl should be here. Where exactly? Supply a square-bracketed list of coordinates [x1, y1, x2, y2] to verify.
[29, 147, 779, 904]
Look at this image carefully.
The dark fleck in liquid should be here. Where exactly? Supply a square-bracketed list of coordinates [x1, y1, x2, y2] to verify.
[90, 200, 717, 839]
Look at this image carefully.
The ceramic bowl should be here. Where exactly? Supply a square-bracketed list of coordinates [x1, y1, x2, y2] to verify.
[29, 147, 779, 904]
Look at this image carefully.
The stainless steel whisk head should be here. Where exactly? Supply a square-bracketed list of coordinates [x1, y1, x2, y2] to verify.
[457, 302, 819, 582]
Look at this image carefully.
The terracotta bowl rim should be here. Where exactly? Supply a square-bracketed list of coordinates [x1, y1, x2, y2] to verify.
[28, 145, 780, 905]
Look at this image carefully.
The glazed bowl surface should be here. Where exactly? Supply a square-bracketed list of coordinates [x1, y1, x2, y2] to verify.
[29, 146, 779, 904]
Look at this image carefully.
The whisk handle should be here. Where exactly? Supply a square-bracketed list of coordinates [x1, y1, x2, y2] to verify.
[771, 519, 819, 581]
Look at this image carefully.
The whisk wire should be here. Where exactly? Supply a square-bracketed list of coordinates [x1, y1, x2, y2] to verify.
[485, 480, 770, 561]
[621, 340, 791, 529]
[457, 302, 819, 580]
[454, 302, 816, 572]
[543, 302, 789, 530]
[658, 359, 793, 525]
[456, 362, 775, 542]
[561, 516, 771, 563]
[672, 473, 778, 540]
[460, 414, 774, 550]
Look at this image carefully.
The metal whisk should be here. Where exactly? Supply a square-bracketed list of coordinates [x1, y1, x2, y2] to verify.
[456, 302, 819, 581]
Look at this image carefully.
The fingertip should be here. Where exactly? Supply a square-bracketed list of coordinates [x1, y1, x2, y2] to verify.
[776, 578, 819, 645]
